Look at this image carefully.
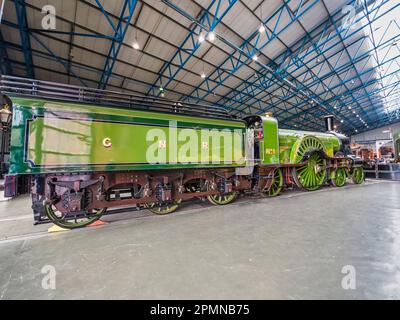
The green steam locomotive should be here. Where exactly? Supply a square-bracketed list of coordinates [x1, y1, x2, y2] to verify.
[1, 76, 364, 229]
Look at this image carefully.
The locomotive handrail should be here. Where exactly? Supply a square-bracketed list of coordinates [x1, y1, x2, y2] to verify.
[0, 76, 235, 120]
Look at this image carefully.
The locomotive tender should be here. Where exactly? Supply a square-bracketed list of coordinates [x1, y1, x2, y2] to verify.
[1, 76, 364, 229]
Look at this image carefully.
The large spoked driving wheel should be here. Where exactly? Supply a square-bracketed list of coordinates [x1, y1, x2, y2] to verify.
[45, 203, 106, 229]
[262, 168, 283, 197]
[352, 167, 364, 184]
[144, 200, 181, 215]
[292, 136, 327, 191]
[331, 167, 347, 187]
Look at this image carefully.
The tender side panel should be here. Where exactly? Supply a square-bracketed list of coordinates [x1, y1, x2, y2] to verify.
[8, 97, 246, 174]
[27, 117, 244, 167]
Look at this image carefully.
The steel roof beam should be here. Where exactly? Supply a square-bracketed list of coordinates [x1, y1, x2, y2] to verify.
[146, 0, 238, 96]
[161, 0, 331, 127]
[282, 67, 400, 123]
[3, 20, 296, 124]
[164, 0, 367, 132]
[157, 1, 327, 124]
[4, 33, 322, 131]
[13, 0, 34, 78]
[98, 0, 138, 89]
[243, 1, 397, 123]
[225, 0, 383, 117]
[275, 31, 399, 119]
[171, 0, 321, 104]
[29, 32, 87, 87]
[280, 48, 400, 124]
[0, 30, 12, 75]
[28, 0, 131, 41]
[4, 34, 325, 129]
[243, 1, 398, 133]
[6, 2, 310, 124]
[283, 68, 400, 133]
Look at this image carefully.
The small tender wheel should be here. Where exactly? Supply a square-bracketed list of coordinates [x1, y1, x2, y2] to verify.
[331, 167, 347, 187]
[145, 200, 181, 215]
[352, 167, 365, 184]
[207, 192, 238, 206]
[45, 204, 106, 229]
[262, 168, 283, 197]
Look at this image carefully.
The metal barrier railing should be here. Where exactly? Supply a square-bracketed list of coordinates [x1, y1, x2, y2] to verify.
[0, 75, 235, 120]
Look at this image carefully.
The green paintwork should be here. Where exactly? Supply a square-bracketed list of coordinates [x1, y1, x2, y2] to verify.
[8, 97, 246, 174]
[258, 116, 341, 165]
[259, 116, 280, 165]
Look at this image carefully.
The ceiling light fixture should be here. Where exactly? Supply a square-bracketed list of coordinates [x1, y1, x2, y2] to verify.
[132, 28, 140, 50]
[252, 54, 258, 61]
[199, 32, 206, 43]
[132, 40, 140, 50]
[200, 72, 206, 79]
[259, 5, 265, 34]
[207, 31, 216, 42]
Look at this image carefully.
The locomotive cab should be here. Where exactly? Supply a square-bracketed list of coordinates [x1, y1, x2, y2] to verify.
[244, 115, 280, 165]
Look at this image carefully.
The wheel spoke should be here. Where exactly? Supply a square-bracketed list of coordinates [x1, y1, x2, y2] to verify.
[294, 136, 326, 191]
[264, 169, 283, 197]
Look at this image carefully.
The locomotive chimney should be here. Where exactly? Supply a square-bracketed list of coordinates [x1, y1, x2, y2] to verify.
[324, 115, 334, 132]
